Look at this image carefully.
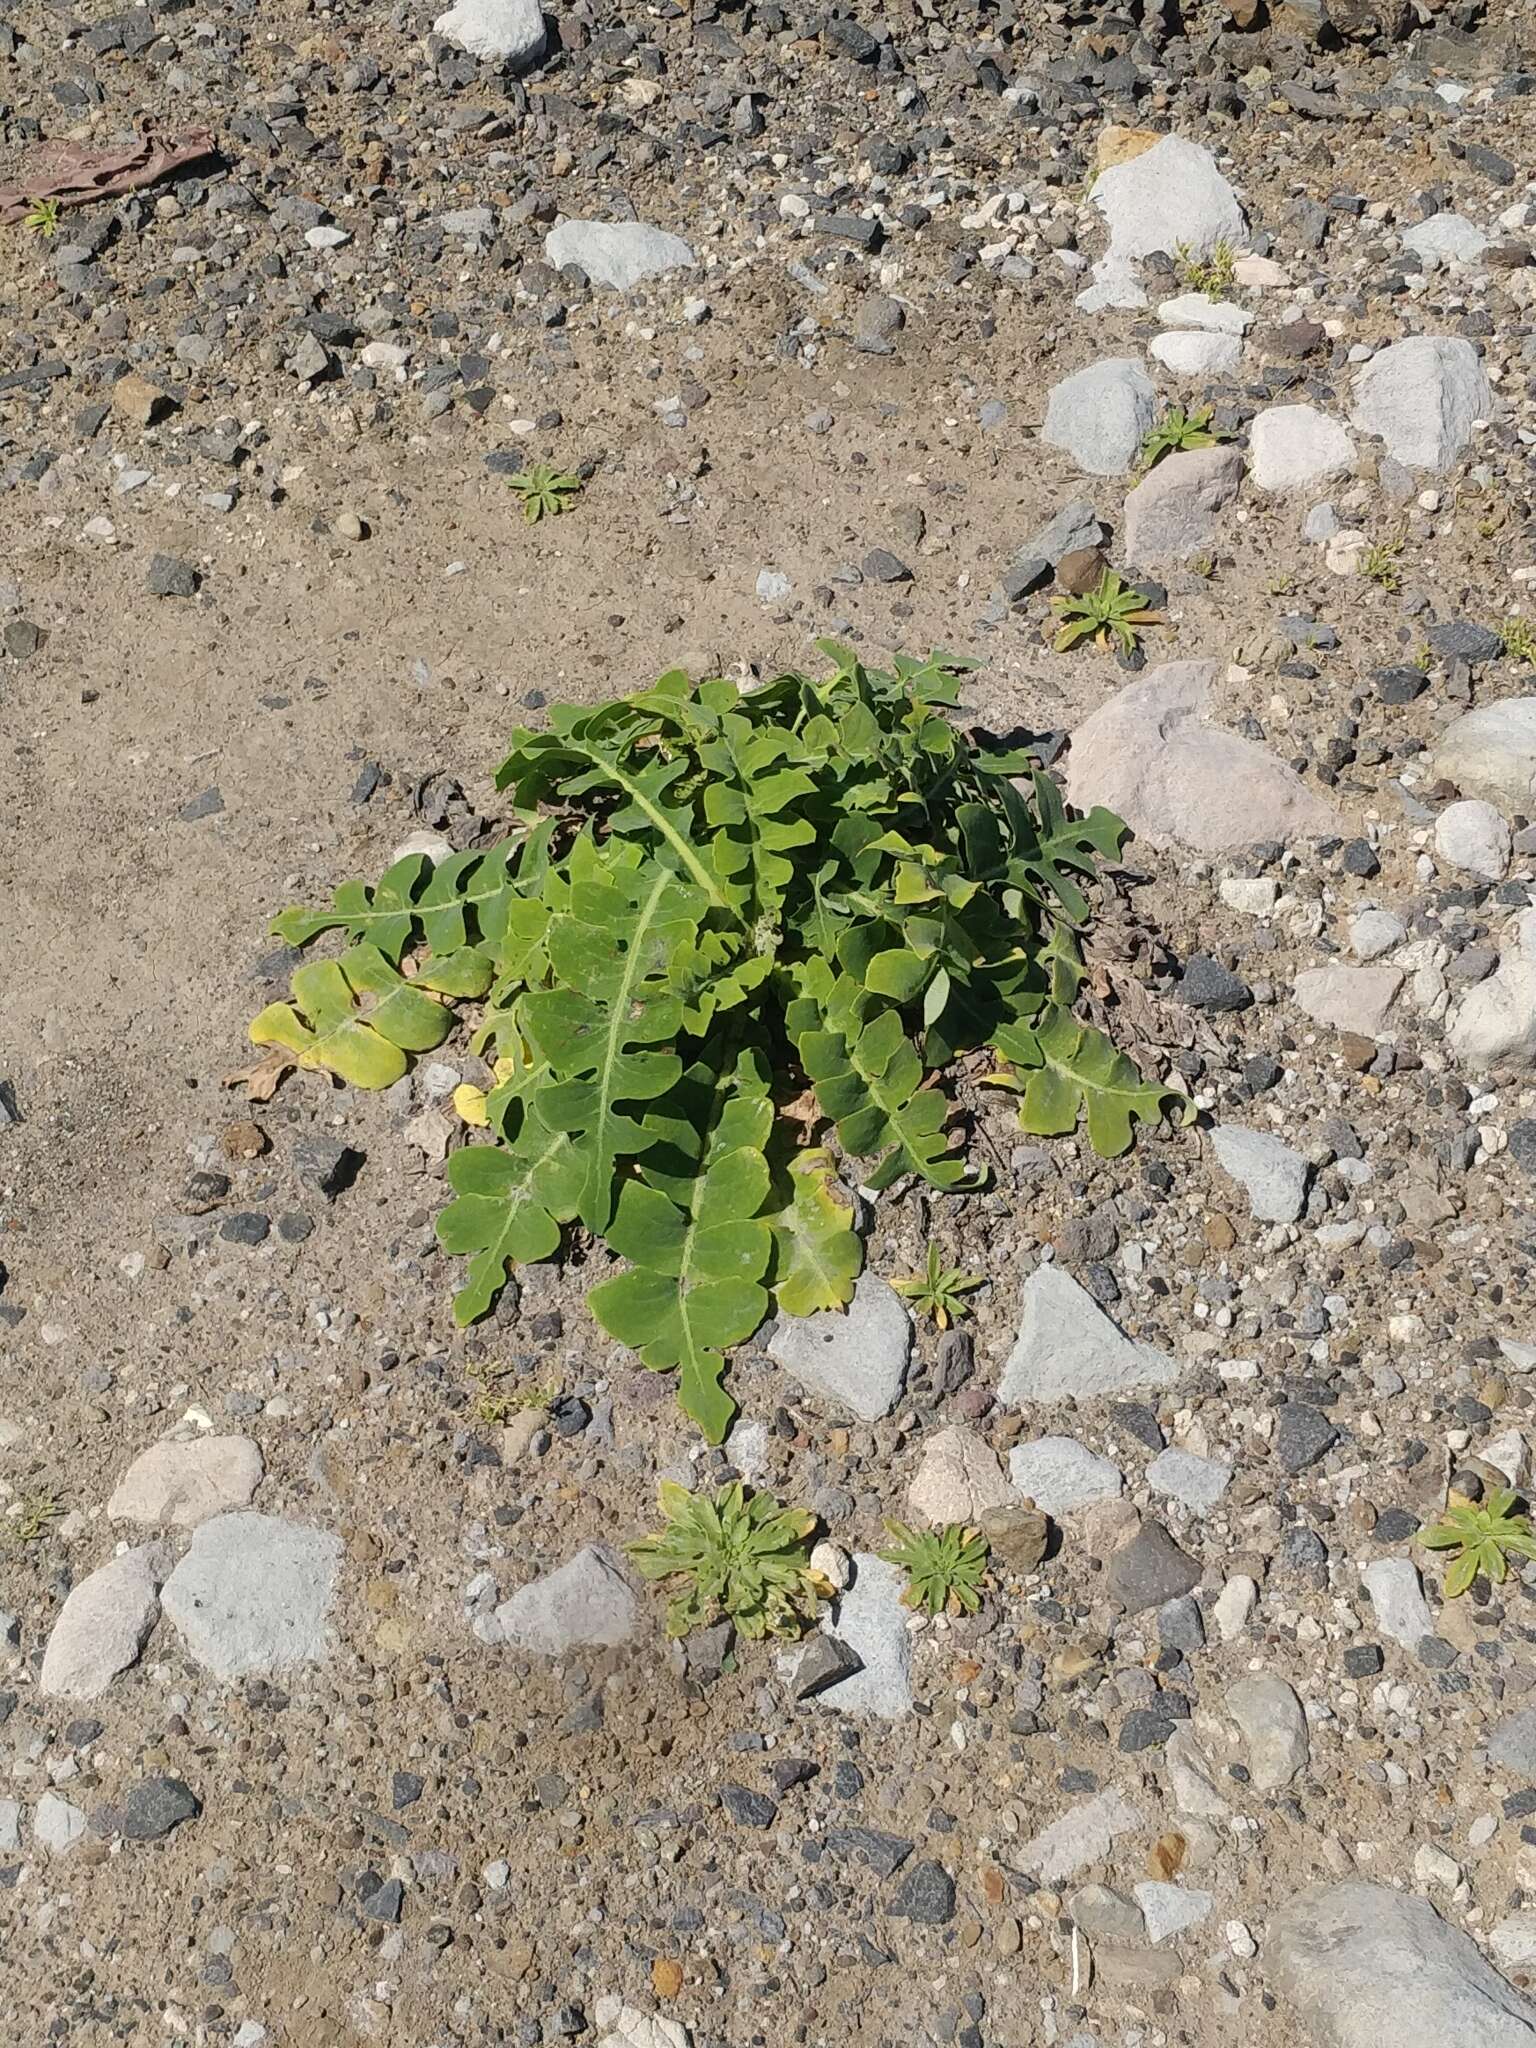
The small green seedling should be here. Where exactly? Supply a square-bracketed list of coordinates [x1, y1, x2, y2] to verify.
[880, 1518, 990, 1617]
[627, 1480, 833, 1639]
[1173, 237, 1236, 297]
[508, 463, 582, 524]
[1138, 405, 1228, 473]
[4, 1491, 62, 1543]
[1360, 534, 1405, 591]
[892, 1243, 984, 1330]
[1421, 1486, 1536, 1598]
[467, 1359, 557, 1425]
[1052, 570, 1164, 658]
[1499, 616, 1536, 666]
[23, 197, 61, 239]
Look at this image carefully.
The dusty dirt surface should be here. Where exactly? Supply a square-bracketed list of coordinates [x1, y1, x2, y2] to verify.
[8, 2, 1536, 2046]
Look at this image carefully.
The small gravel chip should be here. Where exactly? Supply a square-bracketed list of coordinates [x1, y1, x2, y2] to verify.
[768, 1757, 819, 1794]
[1417, 1637, 1457, 1670]
[1273, 1403, 1338, 1474]
[862, 548, 910, 583]
[220, 1212, 271, 1246]
[178, 787, 225, 823]
[1178, 955, 1253, 1011]
[392, 1771, 425, 1810]
[1158, 1597, 1205, 1653]
[823, 1825, 913, 1878]
[147, 552, 198, 598]
[1343, 1644, 1383, 1677]
[277, 1212, 314, 1243]
[1119, 1707, 1175, 1754]
[1375, 665, 1428, 703]
[889, 1859, 956, 1924]
[1373, 1508, 1420, 1543]
[121, 1775, 201, 1841]
[360, 1876, 403, 1923]
[1507, 1121, 1536, 1177]
[3, 619, 40, 659]
[720, 1783, 777, 1828]
[1428, 620, 1502, 663]
[1340, 838, 1379, 877]
[293, 1133, 359, 1198]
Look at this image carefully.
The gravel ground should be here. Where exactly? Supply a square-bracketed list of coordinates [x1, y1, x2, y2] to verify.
[8, 2, 1536, 2045]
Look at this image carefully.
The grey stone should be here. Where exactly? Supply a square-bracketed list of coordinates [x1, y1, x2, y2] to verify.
[1402, 213, 1491, 268]
[1066, 661, 1347, 854]
[1292, 963, 1402, 1038]
[120, 1775, 201, 1841]
[1158, 1595, 1205, 1652]
[788, 1633, 862, 1700]
[40, 1544, 164, 1699]
[147, 553, 198, 598]
[1210, 1124, 1309, 1222]
[1351, 336, 1491, 472]
[1000, 1264, 1178, 1405]
[1134, 1880, 1214, 1944]
[855, 295, 904, 353]
[1360, 1556, 1435, 1651]
[1179, 956, 1253, 1010]
[1020, 499, 1106, 568]
[814, 1555, 912, 1720]
[494, 1544, 639, 1654]
[1070, 1884, 1146, 1943]
[1271, 1882, 1536, 2047]
[1008, 1436, 1124, 1514]
[433, 0, 545, 67]
[1489, 1708, 1536, 1779]
[1447, 914, 1536, 1068]
[1146, 1447, 1231, 1513]
[1225, 1672, 1309, 1788]
[34, 1792, 88, 1854]
[1123, 445, 1244, 563]
[1150, 329, 1242, 377]
[1249, 405, 1355, 492]
[1090, 134, 1246, 267]
[1019, 1789, 1142, 1883]
[1108, 1520, 1200, 1611]
[1436, 798, 1511, 882]
[0, 1799, 18, 1852]
[720, 1783, 777, 1828]
[1432, 700, 1536, 808]
[823, 1825, 913, 1878]
[889, 1860, 956, 1924]
[545, 219, 696, 291]
[162, 1512, 342, 1679]
[1165, 1723, 1231, 1819]
[108, 1436, 263, 1528]
[907, 1425, 1015, 1524]
[1350, 909, 1407, 961]
[1042, 358, 1157, 477]
[1274, 1404, 1338, 1474]
[767, 1271, 911, 1421]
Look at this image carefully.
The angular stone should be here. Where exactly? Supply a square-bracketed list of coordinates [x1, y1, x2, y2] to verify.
[495, 1545, 639, 1655]
[1008, 1436, 1123, 1514]
[767, 1271, 911, 1422]
[1292, 963, 1402, 1038]
[1360, 1556, 1435, 1651]
[1146, 1447, 1231, 1513]
[787, 1632, 862, 1700]
[1249, 405, 1356, 492]
[108, 1436, 263, 1529]
[1432, 699, 1536, 809]
[1351, 336, 1492, 472]
[1018, 499, 1106, 569]
[979, 1501, 1050, 1571]
[1489, 1707, 1536, 1779]
[120, 1775, 201, 1841]
[1156, 294, 1253, 334]
[906, 1425, 1015, 1525]
[162, 1513, 342, 1679]
[1070, 1884, 1146, 1943]
[1210, 1124, 1309, 1222]
[545, 219, 696, 291]
[1042, 358, 1157, 476]
[1134, 1880, 1214, 1944]
[1065, 660, 1347, 853]
[1000, 1264, 1178, 1406]
[1402, 213, 1491, 267]
[1150, 330, 1242, 377]
[1449, 913, 1536, 1069]
[822, 1825, 914, 1878]
[1108, 1519, 1200, 1611]
[34, 1792, 88, 1854]
[1225, 1672, 1309, 1788]
[1123, 445, 1244, 563]
[1271, 1882, 1536, 2047]
[1436, 798, 1511, 882]
[814, 1555, 912, 1720]
[1019, 1789, 1141, 1884]
[1091, 134, 1246, 266]
[889, 1859, 956, 1924]
[40, 1544, 164, 1699]
[595, 2004, 690, 2048]
[1165, 1724, 1231, 1818]
[1492, 1916, 1536, 1970]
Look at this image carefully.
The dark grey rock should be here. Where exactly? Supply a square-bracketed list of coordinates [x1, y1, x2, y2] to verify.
[1178, 956, 1253, 1011]
[889, 1859, 956, 1924]
[120, 1776, 201, 1841]
[788, 1631, 863, 1699]
[147, 553, 198, 598]
[178, 788, 225, 823]
[862, 548, 910, 583]
[293, 1133, 361, 1198]
[1274, 1403, 1339, 1474]
[360, 1876, 403, 1923]
[1428, 620, 1502, 663]
[1107, 1520, 1200, 1612]
[823, 1825, 914, 1878]
[720, 1783, 777, 1828]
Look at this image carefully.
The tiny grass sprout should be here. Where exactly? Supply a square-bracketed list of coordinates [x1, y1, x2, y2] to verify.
[23, 197, 61, 239]
[628, 1480, 833, 1639]
[1052, 570, 1164, 658]
[879, 1518, 990, 1616]
[1174, 237, 1237, 296]
[892, 1243, 984, 1330]
[1420, 1485, 1536, 1599]
[1139, 405, 1228, 473]
[509, 464, 582, 524]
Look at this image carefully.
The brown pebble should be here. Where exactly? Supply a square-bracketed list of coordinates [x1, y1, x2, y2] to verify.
[1204, 1213, 1236, 1251]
